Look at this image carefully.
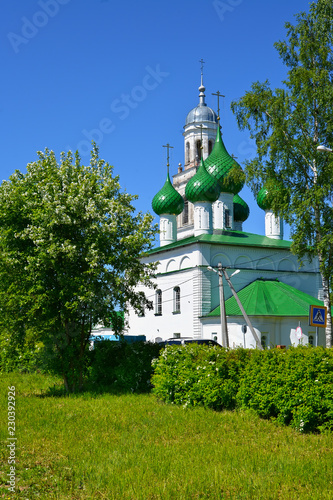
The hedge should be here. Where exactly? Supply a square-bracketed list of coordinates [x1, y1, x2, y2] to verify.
[152, 345, 333, 433]
[88, 340, 161, 392]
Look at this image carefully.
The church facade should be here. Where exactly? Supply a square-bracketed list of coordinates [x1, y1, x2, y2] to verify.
[126, 74, 325, 348]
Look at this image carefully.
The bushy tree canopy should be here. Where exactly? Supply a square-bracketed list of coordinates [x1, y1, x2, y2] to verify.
[0, 145, 157, 390]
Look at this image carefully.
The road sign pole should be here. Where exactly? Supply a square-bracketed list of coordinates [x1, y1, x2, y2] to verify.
[316, 326, 318, 347]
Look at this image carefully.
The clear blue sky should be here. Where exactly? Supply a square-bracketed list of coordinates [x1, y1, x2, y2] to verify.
[1, 0, 312, 240]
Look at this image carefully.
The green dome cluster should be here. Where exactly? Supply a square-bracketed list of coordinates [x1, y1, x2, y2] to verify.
[205, 127, 244, 194]
[185, 158, 220, 203]
[233, 194, 250, 222]
[152, 173, 184, 216]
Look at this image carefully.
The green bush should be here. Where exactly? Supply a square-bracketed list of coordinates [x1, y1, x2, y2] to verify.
[152, 344, 250, 410]
[237, 346, 333, 433]
[152, 345, 333, 432]
[88, 340, 161, 392]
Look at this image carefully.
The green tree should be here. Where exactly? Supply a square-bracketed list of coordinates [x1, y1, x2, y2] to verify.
[231, 0, 333, 347]
[0, 145, 157, 391]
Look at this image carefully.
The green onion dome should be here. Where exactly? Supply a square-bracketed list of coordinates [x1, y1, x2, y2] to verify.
[205, 127, 245, 194]
[233, 194, 250, 222]
[185, 158, 220, 203]
[257, 186, 272, 211]
[152, 172, 184, 216]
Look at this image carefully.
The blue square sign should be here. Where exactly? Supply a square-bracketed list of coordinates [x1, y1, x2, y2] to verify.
[309, 305, 327, 327]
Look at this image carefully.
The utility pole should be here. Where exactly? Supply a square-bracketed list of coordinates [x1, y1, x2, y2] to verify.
[218, 263, 229, 348]
[208, 263, 228, 348]
[222, 268, 263, 350]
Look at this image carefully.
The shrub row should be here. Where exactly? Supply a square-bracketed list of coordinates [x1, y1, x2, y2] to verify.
[88, 340, 161, 392]
[152, 345, 333, 433]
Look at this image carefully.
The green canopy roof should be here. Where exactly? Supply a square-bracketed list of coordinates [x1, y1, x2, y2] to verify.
[148, 230, 292, 255]
[206, 279, 324, 317]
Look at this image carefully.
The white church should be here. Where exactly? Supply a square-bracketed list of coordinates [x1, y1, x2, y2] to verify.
[125, 73, 326, 348]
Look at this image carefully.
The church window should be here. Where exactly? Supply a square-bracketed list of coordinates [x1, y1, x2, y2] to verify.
[186, 142, 190, 164]
[224, 208, 231, 228]
[208, 140, 213, 155]
[196, 140, 202, 160]
[155, 289, 162, 316]
[183, 198, 189, 225]
[173, 286, 181, 313]
[309, 335, 314, 346]
[261, 335, 267, 349]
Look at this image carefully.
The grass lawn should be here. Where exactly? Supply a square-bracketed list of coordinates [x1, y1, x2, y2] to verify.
[1, 373, 333, 499]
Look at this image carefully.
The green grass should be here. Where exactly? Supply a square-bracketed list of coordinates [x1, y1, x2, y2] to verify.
[1, 373, 333, 499]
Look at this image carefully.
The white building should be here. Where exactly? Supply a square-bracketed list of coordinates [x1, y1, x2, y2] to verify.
[126, 74, 325, 348]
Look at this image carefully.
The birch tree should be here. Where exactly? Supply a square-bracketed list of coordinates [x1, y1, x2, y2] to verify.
[231, 0, 333, 347]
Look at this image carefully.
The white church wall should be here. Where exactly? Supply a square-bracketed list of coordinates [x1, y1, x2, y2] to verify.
[127, 267, 196, 342]
[201, 314, 325, 348]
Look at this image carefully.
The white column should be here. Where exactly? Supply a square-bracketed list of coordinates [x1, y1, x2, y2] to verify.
[194, 202, 212, 236]
[213, 193, 234, 230]
[160, 214, 177, 246]
[265, 210, 283, 239]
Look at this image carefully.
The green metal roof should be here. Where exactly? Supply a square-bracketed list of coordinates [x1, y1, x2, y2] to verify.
[152, 172, 184, 216]
[185, 158, 220, 203]
[205, 126, 244, 194]
[149, 230, 291, 255]
[206, 279, 324, 317]
[233, 194, 250, 222]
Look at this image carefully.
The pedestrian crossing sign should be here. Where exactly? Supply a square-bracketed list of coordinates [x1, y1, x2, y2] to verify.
[309, 305, 327, 327]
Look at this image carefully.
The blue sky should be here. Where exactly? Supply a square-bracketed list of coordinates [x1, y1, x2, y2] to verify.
[2, 0, 312, 240]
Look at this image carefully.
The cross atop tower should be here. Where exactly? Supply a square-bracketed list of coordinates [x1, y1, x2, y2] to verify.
[163, 143, 173, 173]
[199, 58, 205, 76]
[212, 90, 225, 123]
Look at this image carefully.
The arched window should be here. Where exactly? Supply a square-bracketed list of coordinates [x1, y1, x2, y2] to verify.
[261, 335, 267, 349]
[208, 140, 213, 155]
[309, 335, 314, 346]
[224, 208, 231, 228]
[186, 142, 190, 164]
[155, 289, 162, 316]
[196, 140, 202, 160]
[183, 198, 189, 225]
[173, 286, 181, 313]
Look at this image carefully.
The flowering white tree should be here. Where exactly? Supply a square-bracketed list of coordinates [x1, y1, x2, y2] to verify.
[0, 145, 157, 391]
